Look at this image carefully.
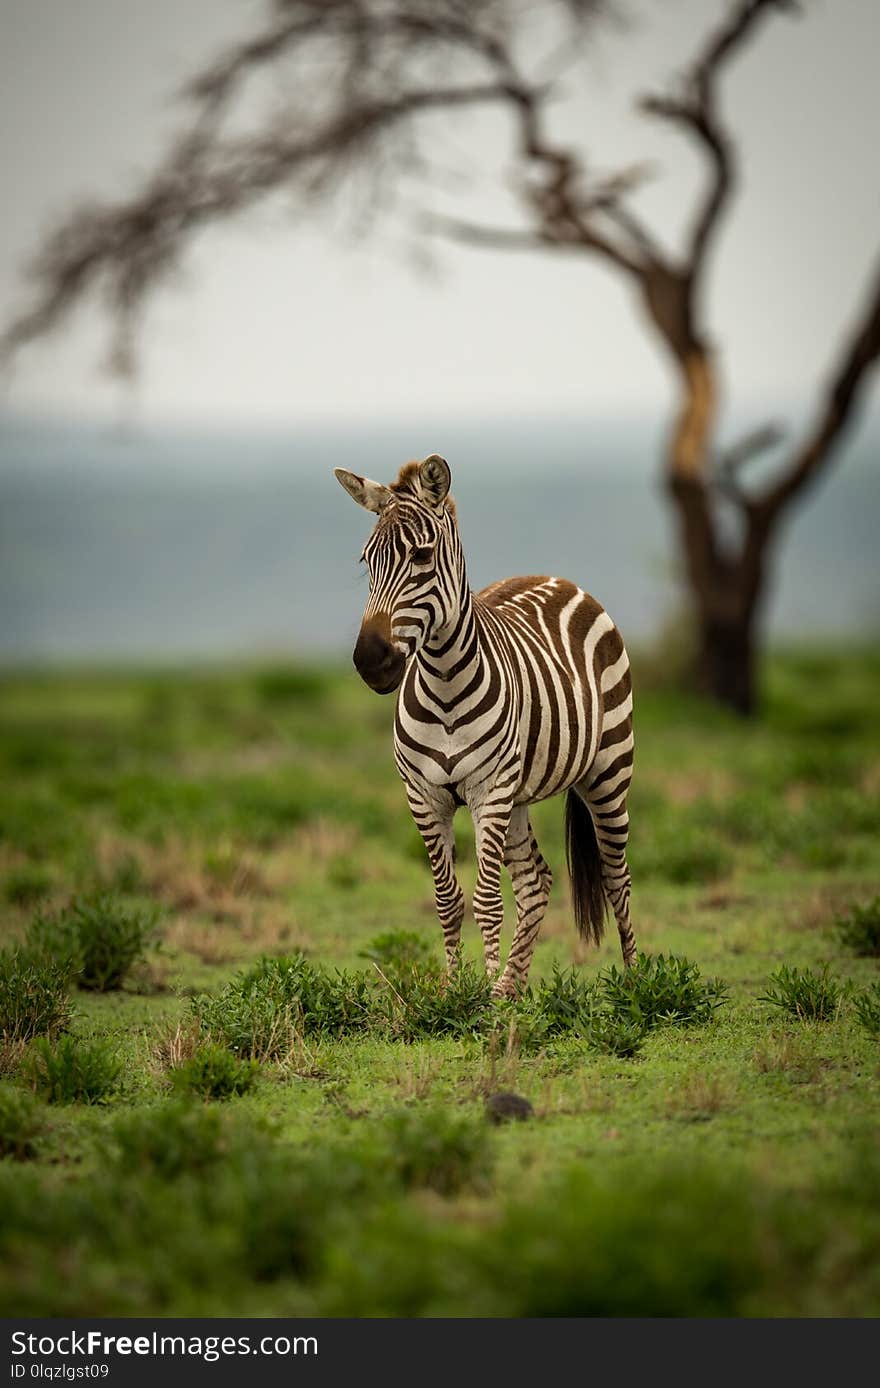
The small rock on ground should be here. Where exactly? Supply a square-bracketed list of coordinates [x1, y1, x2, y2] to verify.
[485, 1091, 534, 1124]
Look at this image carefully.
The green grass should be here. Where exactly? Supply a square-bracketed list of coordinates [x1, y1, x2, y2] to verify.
[0, 649, 878, 1315]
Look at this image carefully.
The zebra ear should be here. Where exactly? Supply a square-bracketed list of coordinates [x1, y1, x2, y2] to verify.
[334, 468, 393, 514]
[418, 455, 451, 510]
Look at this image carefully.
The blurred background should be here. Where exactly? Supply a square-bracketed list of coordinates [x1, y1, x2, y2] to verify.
[2, 4, 880, 1321]
[1, 0, 878, 670]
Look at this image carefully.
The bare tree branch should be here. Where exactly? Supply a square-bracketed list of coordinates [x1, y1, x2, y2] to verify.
[420, 205, 644, 275]
[640, 0, 796, 280]
[0, 79, 560, 371]
[417, 212, 550, 252]
[2, 0, 629, 372]
[758, 258, 880, 521]
[718, 422, 786, 473]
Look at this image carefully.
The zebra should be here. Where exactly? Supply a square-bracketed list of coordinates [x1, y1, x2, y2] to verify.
[334, 454, 636, 996]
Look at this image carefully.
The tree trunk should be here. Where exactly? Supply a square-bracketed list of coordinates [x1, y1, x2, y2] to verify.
[695, 605, 757, 716]
[659, 337, 767, 716]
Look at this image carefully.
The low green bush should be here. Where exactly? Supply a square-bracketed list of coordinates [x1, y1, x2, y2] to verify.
[509, 965, 649, 1058]
[25, 1035, 121, 1104]
[359, 929, 434, 970]
[1, 1102, 878, 1316]
[852, 982, 880, 1039]
[192, 954, 374, 1057]
[632, 819, 731, 885]
[376, 959, 495, 1042]
[111, 1102, 230, 1179]
[3, 865, 52, 907]
[0, 1084, 46, 1160]
[836, 897, 880, 957]
[28, 894, 158, 992]
[528, 965, 596, 1037]
[579, 1006, 649, 1058]
[598, 952, 728, 1029]
[0, 947, 73, 1045]
[759, 965, 844, 1022]
[253, 667, 331, 706]
[170, 1045, 260, 1100]
[378, 1106, 492, 1196]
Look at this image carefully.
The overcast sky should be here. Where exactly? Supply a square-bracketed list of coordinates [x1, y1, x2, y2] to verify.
[1, 0, 879, 430]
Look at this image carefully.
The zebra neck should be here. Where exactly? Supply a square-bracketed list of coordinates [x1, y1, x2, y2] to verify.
[417, 587, 484, 689]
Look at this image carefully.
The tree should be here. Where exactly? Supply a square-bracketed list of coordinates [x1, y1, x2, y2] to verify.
[4, 0, 879, 713]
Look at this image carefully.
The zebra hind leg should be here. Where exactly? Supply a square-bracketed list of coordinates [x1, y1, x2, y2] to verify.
[575, 780, 637, 967]
[495, 807, 552, 997]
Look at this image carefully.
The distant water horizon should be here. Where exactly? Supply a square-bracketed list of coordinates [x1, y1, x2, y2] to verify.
[1, 413, 877, 666]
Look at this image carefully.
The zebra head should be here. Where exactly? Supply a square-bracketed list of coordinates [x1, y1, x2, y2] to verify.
[334, 454, 458, 694]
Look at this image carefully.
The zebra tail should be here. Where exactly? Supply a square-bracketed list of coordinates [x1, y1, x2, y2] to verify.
[564, 789, 607, 946]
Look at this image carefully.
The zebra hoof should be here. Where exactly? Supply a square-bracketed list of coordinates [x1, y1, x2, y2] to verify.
[491, 976, 522, 1000]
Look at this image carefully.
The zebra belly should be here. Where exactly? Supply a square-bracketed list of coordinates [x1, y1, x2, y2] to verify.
[486, 582, 621, 805]
[513, 711, 596, 806]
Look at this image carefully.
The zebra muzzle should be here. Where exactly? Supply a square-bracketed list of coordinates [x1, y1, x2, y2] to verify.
[353, 621, 406, 694]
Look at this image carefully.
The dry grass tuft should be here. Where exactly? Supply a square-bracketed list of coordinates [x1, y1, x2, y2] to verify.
[389, 1052, 445, 1102]
[469, 1021, 522, 1099]
[664, 1072, 736, 1122]
[753, 1033, 830, 1083]
[148, 1018, 203, 1076]
[0, 1038, 28, 1078]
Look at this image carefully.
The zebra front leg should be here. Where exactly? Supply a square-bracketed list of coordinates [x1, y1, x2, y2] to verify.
[406, 784, 465, 972]
[470, 793, 513, 979]
[495, 807, 552, 998]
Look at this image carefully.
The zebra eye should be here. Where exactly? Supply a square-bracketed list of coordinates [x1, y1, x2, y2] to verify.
[412, 545, 433, 566]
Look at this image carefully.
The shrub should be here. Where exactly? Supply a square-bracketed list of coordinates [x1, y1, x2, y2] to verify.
[3, 865, 52, 908]
[111, 1102, 229, 1179]
[598, 953, 728, 1029]
[378, 1107, 492, 1196]
[376, 959, 494, 1042]
[759, 965, 843, 1022]
[0, 947, 73, 1045]
[634, 822, 730, 885]
[0, 1083, 45, 1160]
[104, 853, 146, 896]
[529, 964, 596, 1037]
[25, 1035, 120, 1104]
[359, 929, 434, 970]
[28, 894, 158, 991]
[317, 1162, 766, 1317]
[192, 953, 374, 1057]
[836, 897, 880, 957]
[580, 1005, 649, 1059]
[852, 982, 880, 1039]
[507, 966, 648, 1058]
[471, 1163, 766, 1317]
[254, 667, 330, 705]
[170, 1045, 260, 1100]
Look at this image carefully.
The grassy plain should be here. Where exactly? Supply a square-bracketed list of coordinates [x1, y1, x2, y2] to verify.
[1, 649, 879, 1315]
